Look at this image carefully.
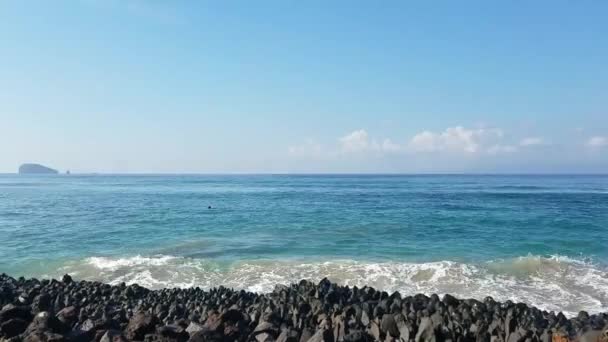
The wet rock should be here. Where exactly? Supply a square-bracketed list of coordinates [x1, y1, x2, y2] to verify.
[344, 330, 369, 342]
[255, 331, 275, 342]
[307, 328, 333, 342]
[202, 311, 222, 332]
[76, 318, 96, 333]
[220, 309, 244, 324]
[1, 318, 29, 337]
[100, 329, 128, 342]
[254, 321, 280, 341]
[61, 275, 73, 284]
[539, 329, 552, 342]
[126, 312, 158, 340]
[157, 324, 189, 342]
[277, 328, 299, 342]
[381, 314, 399, 337]
[188, 329, 223, 342]
[224, 321, 246, 340]
[0, 274, 606, 342]
[0, 303, 32, 322]
[578, 329, 605, 342]
[394, 314, 409, 342]
[66, 328, 94, 342]
[360, 311, 370, 327]
[185, 322, 204, 335]
[332, 314, 345, 342]
[368, 320, 381, 341]
[56, 306, 77, 327]
[25, 311, 66, 335]
[300, 327, 313, 342]
[23, 331, 67, 342]
[415, 316, 435, 342]
[32, 293, 52, 314]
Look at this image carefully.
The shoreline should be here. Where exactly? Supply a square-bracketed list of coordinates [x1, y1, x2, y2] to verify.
[1, 274, 606, 342]
[16, 253, 605, 317]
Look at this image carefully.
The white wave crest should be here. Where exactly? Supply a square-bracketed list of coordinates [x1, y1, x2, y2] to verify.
[56, 255, 608, 317]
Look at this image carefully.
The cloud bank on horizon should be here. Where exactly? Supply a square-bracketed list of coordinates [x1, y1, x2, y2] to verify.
[287, 126, 607, 173]
[289, 126, 606, 157]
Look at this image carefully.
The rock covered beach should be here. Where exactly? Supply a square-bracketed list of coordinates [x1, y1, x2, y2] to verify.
[0, 274, 606, 342]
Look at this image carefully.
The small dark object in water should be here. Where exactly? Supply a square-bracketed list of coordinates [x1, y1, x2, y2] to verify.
[208, 206, 212, 209]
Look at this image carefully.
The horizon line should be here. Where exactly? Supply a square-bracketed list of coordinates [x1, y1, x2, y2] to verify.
[1, 172, 607, 176]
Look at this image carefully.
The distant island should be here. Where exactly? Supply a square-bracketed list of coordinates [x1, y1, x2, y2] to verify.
[18, 163, 59, 174]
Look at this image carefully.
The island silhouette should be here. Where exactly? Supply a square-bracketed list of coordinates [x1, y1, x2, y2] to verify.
[18, 163, 58, 174]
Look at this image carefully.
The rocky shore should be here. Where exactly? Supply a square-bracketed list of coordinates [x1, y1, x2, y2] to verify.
[0, 274, 606, 342]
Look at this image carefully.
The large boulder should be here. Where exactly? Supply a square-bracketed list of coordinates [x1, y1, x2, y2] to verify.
[31, 293, 52, 314]
[381, 314, 399, 337]
[579, 329, 607, 342]
[1, 318, 29, 338]
[100, 329, 128, 342]
[56, 306, 77, 327]
[125, 312, 158, 340]
[23, 331, 66, 342]
[0, 304, 32, 322]
[157, 324, 189, 342]
[25, 311, 66, 335]
[188, 329, 224, 342]
[185, 322, 204, 335]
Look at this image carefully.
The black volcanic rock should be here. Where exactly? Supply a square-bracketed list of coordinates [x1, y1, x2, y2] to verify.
[0, 273, 606, 342]
[18, 163, 58, 174]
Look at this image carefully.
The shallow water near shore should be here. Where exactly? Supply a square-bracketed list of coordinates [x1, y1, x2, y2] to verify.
[1, 174, 607, 316]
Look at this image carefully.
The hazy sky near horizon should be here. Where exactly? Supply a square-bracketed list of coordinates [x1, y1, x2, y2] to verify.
[1, 1, 607, 173]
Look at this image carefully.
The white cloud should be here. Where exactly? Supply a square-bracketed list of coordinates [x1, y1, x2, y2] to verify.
[587, 136, 607, 147]
[409, 131, 442, 152]
[408, 126, 504, 154]
[285, 126, 608, 172]
[338, 130, 401, 153]
[520, 137, 544, 146]
[288, 125, 573, 164]
[381, 139, 401, 152]
[339, 129, 371, 152]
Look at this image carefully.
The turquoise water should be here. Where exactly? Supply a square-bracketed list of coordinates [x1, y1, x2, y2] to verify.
[1, 174, 607, 315]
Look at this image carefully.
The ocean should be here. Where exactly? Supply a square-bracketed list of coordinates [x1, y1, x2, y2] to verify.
[0, 174, 607, 316]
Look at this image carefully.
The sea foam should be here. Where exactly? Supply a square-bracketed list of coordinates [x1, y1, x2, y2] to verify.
[54, 254, 608, 317]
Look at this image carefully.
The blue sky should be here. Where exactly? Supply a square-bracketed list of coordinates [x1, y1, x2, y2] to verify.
[1, 1, 606, 173]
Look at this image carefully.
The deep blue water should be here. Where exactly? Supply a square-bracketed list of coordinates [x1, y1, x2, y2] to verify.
[1, 174, 607, 315]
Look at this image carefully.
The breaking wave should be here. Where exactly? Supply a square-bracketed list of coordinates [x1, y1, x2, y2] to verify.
[54, 254, 608, 317]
